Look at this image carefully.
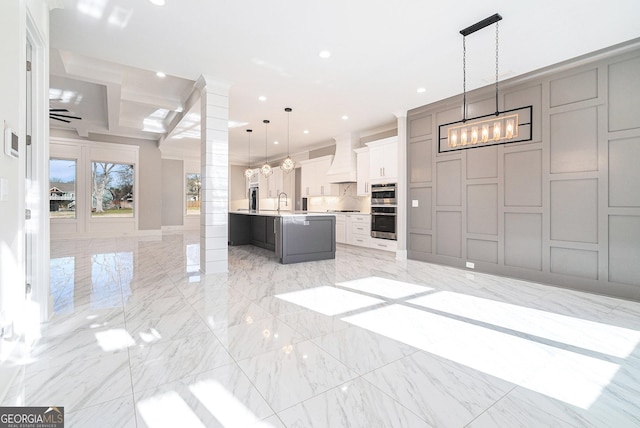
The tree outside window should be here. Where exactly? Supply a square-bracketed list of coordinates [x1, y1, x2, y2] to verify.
[49, 158, 77, 219]
[92, 162, 134, 217]
[186, 173, 201, 215]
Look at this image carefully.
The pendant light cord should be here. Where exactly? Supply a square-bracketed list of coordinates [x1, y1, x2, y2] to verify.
[495, 20, 499, 115]
[462, 18, 501, 120]
[247, 129, 252, 168]
[264, 120, 269, 163]
[462, 35, 467, 122]
[286, 108, 291, 156]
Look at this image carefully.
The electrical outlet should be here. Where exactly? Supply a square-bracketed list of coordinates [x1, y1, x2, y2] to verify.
[465, 261, 475, 269]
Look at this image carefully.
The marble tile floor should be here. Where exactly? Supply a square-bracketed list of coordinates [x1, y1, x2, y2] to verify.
[2, 230, 640, 427]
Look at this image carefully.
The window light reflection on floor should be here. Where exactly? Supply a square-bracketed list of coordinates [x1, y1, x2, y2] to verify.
[138, 391, 206, 428]
[186, 244, 199, 273]
[275, 276, 636, 410]
[336, 276, 432, 299]
[94, 329, 135, 352]
[276, 286, 384, 316]
[189, 380, 263, 427]
[342, 303, 619, 410]
[409, 291, 640, 358]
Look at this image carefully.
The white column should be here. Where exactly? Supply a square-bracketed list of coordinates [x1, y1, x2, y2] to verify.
[395, 111, 408, 260]
[197, 75, 230, 273]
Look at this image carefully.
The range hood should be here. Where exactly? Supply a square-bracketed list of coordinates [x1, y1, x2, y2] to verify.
[325, 133, 358, 183]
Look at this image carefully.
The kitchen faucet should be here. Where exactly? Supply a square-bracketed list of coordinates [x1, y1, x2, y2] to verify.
[277, 192, 288, 212]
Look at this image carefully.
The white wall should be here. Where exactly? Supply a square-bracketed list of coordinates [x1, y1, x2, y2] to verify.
[0, 0, 23, 337]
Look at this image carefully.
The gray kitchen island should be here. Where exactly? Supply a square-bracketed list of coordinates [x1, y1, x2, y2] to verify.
[229, 211, 336, 264]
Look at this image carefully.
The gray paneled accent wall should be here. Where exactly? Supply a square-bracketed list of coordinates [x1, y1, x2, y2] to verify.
[407, 42, 640, 301]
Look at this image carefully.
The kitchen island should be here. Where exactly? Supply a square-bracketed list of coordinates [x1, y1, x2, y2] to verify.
[229, 211, 336, 264]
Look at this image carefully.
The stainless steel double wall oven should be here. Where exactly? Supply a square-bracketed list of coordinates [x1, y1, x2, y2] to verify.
[370, 183, 397, 240]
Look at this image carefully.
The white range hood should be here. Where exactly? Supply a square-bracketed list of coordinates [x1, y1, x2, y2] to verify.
[325, 133, 358, 183]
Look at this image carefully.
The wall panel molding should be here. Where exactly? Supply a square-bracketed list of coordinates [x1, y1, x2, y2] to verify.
[407, 42, 640, 301]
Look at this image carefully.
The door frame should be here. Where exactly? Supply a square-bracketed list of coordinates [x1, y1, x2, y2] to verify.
[25, 9, 51, 326]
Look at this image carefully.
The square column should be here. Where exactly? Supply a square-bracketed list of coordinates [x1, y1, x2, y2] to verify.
[197, 76, 230, 273]
[395, 111, 408, 260]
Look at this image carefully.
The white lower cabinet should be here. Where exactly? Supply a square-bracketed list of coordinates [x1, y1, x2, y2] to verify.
[370, 238, 397, 252]
[347, 214, 370, 248]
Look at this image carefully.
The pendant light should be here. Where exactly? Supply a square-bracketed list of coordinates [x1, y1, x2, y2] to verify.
[260, 119, 273, 177]
[244, 129, 254, 179]
[437, 13, 532, 153]
[280, 107, 296, 173]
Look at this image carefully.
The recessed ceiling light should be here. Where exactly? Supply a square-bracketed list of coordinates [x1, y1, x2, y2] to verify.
[156, 71, 166, 78]
[258, 96, 267, 102]
[149, 0, 165, 5]
[303, 130, 309, 134]
[274, 141, 279, 145]
[341, 115, 349, 120]
[319, 50, 331, 59]
[417, 87, 426, 93]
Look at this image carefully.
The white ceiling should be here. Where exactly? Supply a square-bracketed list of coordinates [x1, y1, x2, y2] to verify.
[49, 0, 640, 164]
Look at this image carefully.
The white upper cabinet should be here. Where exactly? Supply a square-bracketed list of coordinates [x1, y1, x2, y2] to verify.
[300, 155, 339, 197]
[267, 167, 284, 198]
[366, 137, 398, 183]
[354, 147, 370, 196]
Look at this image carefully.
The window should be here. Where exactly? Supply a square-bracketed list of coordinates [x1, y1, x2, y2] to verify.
[186, 173, 201, 215]
[91, 162, 134, 217]
[49, 158, 77, 218]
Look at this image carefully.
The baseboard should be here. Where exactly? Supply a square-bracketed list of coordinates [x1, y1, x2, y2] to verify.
[51, 229, 163, 240]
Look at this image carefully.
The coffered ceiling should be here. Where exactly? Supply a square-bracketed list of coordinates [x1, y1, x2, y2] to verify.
[49, 0, 640, 164]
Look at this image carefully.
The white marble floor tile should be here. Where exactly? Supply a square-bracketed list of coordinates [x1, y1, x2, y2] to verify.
[466, 393, 584, 428]
[32, 231, 638, 427]
[238, 340, 357, 412]
[66, 395, 136, 428]
[278, 308, 350, 340]
[469, 380, 640, 428]
[363, 351, 514, 427]
[40, 304, 125, 337]
[25, 325, 130, 371]
[253, 415, 287, 428]
[179, 281, 248, 309]
[123, 294, 194, 323]
[10, 352, 132, 413]
[125, 310, 211, 345]
[194, 298, 272, 334]
[135, 364, 273, 428]
[252, 294, 312, 317]
[277, 377, 428, 428]
[129, 332, 233, 392]
[214, 316, 304, 361]
[312, 326, 417, 375]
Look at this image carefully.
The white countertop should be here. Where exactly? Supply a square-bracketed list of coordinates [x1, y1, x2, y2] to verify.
[231, 210, 337, 217]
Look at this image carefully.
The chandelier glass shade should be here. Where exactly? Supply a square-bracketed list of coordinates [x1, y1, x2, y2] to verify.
[280, 107, 296, 173]
[260, 119, 273, 177]
[244, 129, 254, 179]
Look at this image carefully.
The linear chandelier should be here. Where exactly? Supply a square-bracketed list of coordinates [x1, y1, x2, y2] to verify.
[438, 13, 532, 153]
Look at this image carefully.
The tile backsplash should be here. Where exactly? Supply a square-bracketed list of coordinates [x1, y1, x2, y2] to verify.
[307, 183, 370, 213]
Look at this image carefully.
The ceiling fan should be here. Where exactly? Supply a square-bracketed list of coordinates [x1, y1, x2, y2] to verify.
[49, 107, 82, 123]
